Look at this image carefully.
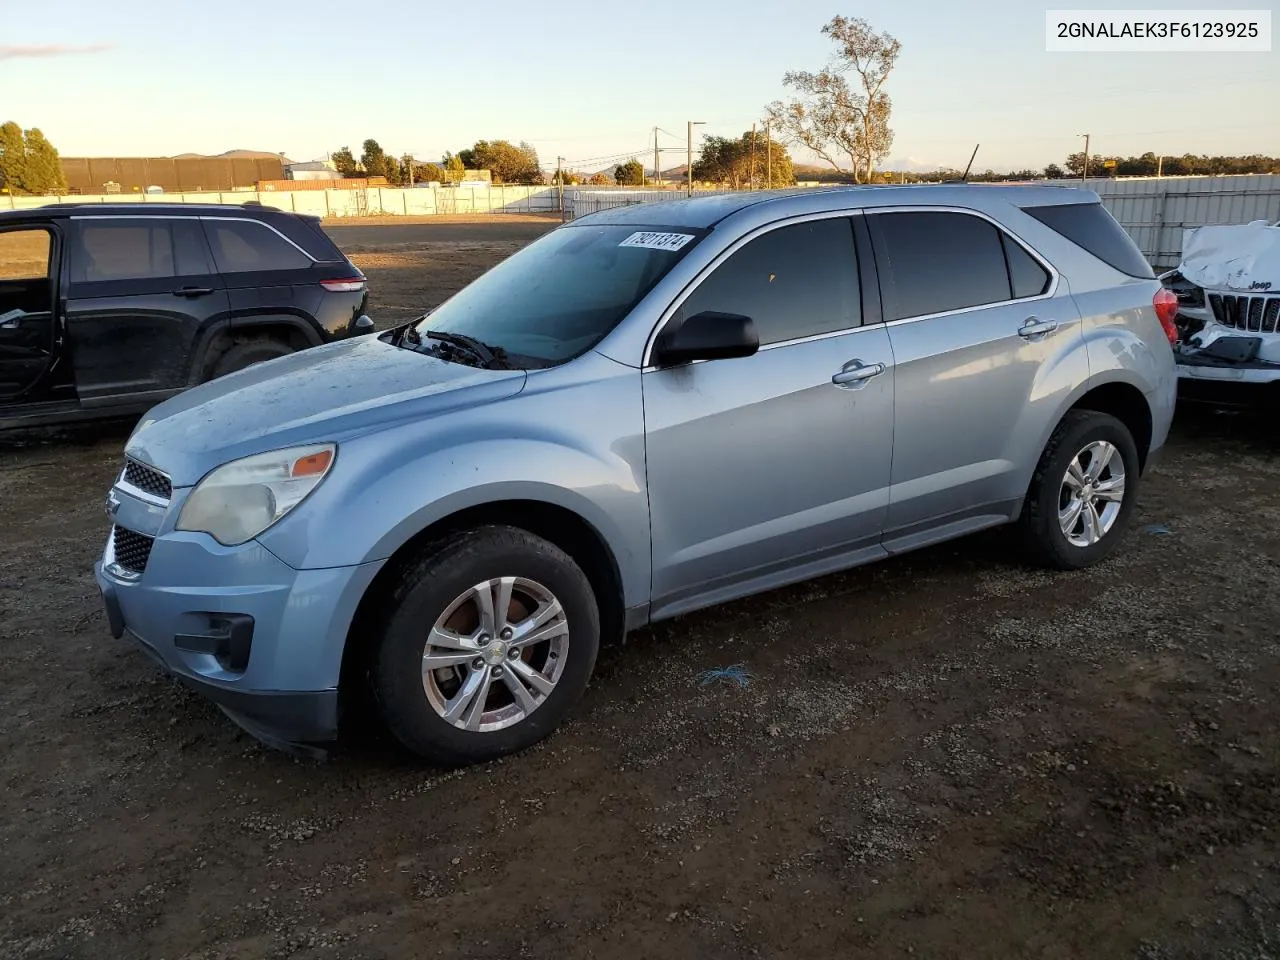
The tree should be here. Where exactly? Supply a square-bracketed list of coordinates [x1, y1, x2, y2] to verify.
[21, 128, 66, 194]
[1043, 163, 1065, 179]
[765, 16, 900, 183]
[360, 138, 401, 184]
[614, 158, 644, 185]
[458, 140, 542, 184]
[416, 162, 449, 183]
[0, 123, 68, 195]
[444, 153, 466, 184]
[692, 130, 796, 188]
[0, 122, 28, 194]
[331, 146, 359, 178]
[552, 168, 580, 185]
[587, 172, 611, 186]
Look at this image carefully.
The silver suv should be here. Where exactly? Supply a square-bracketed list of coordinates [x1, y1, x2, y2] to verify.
[95, 186, 1177, 764]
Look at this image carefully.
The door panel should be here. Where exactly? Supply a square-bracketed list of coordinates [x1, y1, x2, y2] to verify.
[64, 218, 229, 402]
[644, 326, 894, 614]
[883, 300, 1080, 532]
[0, 226, 56, 401]
[867, 209, 1083, 538]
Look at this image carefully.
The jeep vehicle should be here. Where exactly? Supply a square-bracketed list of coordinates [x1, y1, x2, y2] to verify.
[95, 186, 1177, 765]
[0, 202, 372, 429]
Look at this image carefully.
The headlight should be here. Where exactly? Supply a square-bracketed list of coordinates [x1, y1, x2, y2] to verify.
[176, 443, 336, 546]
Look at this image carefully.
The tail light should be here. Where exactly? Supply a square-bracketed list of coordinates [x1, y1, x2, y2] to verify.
[320, 278, 366, 293]
[1153, 287, 1179, 345]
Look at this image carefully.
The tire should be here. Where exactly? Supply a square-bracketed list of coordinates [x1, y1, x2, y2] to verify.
[209, 339, 295, 379]
[1019, 410, 1141, 570]
[370, 525, 600, 766]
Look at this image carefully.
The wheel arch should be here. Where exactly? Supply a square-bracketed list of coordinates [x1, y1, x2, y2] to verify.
[341, 498, 628, 697]
[192, 315, 322, 383]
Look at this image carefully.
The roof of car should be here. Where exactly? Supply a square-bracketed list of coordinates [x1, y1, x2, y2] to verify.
[0, 201, 286, 223]
[571, 183, 1100, 229]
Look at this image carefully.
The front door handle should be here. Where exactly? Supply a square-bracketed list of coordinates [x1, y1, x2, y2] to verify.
[172, 286, 214, 297]
[1018, 316, 1058, 339]
[831, 360, 886, 389]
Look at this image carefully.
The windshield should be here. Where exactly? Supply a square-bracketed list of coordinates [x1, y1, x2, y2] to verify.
[411, 223, 704, 367]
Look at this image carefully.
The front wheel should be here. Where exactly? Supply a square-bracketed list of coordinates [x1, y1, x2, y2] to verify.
[370, 525, 600, 766]
[1020, 410, 1141, 570]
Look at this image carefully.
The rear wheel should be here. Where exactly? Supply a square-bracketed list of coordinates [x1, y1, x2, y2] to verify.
[209, 338, 294, 379]
[1020, 410, 1141, 569]
[370, 525, 600, 766]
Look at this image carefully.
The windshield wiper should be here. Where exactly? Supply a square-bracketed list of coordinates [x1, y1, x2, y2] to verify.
[422, 330, 512, 369]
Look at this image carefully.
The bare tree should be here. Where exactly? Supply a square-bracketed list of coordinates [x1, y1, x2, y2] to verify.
[765, 17, 900, 184]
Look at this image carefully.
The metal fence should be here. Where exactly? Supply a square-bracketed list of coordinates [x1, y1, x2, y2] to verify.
[565, 177, 1280, 269]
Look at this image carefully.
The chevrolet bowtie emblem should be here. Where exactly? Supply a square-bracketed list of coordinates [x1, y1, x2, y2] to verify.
[105, 492, 121, 521]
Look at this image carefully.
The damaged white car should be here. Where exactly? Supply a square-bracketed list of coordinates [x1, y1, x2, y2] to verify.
[1162, 219, 1280, 404]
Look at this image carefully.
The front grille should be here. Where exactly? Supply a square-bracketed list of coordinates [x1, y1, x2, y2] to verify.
[1208, 293, 1280, 334]
[111, 526, 154, 574]
[122, 459, 172, 500]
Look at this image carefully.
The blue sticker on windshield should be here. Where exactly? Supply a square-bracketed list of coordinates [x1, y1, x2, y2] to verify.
[618, 231, 695, 252]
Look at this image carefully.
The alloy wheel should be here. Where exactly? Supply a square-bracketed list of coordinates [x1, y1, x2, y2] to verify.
[1058, 440, 1126, 548]
[421, 577, 569, 732]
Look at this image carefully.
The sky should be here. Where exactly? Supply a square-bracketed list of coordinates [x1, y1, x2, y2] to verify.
[4, 0, 1278, 174]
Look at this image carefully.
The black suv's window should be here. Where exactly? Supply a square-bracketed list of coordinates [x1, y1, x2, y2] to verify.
[204, 219, 312, 273]
[1022, 202, 1154, 279]
[871, 211, 1025, 321]
[71, 219, 210, 282]
[681, 218, 860, 345]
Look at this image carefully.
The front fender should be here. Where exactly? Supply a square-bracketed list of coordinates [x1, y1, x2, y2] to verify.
[255, 369, 651, 608]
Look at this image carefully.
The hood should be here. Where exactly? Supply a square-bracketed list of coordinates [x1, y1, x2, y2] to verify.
[1178, 220, 1280, 293]
[126, 335, 526, 486]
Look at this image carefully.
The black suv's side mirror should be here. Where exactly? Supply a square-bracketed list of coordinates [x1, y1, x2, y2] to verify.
[652, 311, 759, 367]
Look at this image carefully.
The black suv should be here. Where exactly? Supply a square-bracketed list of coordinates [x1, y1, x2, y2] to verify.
[0, 202, 372, 429]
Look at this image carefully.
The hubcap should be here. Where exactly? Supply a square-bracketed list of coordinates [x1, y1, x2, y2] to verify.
[1058, 440, 1126, 548]
[421, 577, 569, 733]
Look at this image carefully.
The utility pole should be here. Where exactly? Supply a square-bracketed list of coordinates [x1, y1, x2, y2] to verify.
[654, 127, 660, 188]
[1079, 133, 1090, 183]
[1157, 155, 1163, 178]
[556, 155, 565, 219]
[687, 121, 704, 197]
[750, 122, 757, 190]
[764, 121, 771, 188]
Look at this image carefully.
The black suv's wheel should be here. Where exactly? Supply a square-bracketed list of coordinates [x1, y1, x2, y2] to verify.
[370, 525, 600, 766]
[210, 339, 294, 379]
[1020, 410, 1141, 570]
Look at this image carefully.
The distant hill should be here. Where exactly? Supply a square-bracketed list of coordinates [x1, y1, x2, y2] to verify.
[171, 150, 293, 162]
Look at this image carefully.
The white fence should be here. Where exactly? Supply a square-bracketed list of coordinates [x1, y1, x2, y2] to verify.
[2, 184, 565, 217]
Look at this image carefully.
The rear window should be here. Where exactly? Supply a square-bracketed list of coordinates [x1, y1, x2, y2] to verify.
[1023, 202, 1153, 279]
[203, 219, 313, 273]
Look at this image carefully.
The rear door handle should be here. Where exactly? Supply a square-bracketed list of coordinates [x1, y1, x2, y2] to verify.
[832, 360, 886, 389]
[172, 286, 214, 297]
[1018, 316, 1058, 339]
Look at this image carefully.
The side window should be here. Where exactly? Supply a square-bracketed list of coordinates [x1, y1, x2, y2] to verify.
[1002, 234, 1051, 299]
[71, 220, 210, 282]
[204, 220, 312, 273]
[870, 212, 1012, 321]
[0, 228, 51, 282]
[680, 218, 860, 345]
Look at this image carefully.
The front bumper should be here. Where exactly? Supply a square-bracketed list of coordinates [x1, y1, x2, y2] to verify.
[1176, 359, 1280, 407]
[95, 531, 384, 750]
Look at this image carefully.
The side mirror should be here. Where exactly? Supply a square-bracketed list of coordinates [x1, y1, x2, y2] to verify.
[653, 311, 759, 367]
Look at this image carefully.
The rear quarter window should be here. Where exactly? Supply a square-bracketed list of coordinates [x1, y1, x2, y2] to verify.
[203, 219, 312, 273]
[1022, 202, 1153, 279]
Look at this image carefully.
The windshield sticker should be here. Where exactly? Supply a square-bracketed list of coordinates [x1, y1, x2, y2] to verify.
[618, 231, 695, 252]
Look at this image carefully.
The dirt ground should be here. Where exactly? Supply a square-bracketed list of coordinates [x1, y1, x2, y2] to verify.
[2, 220, 1279, 960]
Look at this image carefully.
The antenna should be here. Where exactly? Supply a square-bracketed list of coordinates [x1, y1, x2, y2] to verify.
[961, 143, 980, 182]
